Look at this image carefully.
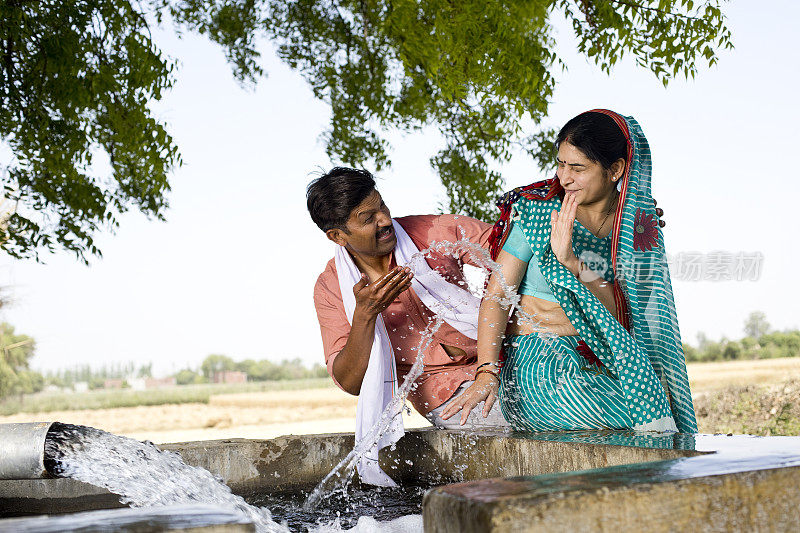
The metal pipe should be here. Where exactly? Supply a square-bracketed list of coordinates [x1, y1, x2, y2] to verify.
[0, 422, 54, 479]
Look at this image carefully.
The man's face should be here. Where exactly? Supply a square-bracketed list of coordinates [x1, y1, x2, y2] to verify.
[326, 189, 396, 258]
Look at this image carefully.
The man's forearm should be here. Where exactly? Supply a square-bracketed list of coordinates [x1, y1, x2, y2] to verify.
[331, 310, 377, 395]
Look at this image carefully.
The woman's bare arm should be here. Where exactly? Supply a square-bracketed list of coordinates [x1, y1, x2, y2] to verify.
[441, 250, 527, 424]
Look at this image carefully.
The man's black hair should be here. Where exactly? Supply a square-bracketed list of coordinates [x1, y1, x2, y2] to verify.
[306, 167, 377, 232]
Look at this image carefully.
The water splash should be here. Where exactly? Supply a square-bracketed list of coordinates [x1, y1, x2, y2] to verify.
[32, 235, 556, 531]
[304, 232, 549, 508]
[249, 485, 426, 531]
[44, 422, 288, 533]
[303, 314, 444, 509]
[311, 514, 423, 533]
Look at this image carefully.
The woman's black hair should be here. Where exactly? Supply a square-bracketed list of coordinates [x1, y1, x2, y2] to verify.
[306, 167, 377, 232]
[555, 112, 628, 170]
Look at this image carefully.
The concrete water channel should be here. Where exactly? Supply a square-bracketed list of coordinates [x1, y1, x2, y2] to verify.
[1, 426, 799, 531]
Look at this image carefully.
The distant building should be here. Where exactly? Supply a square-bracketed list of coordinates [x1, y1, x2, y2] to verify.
[211, 370, 247, 384]
[128, 378, 147, 391]
[145, 377, 177, 389]
[103, 379, 125, 389]
[73, 381, 89, 392]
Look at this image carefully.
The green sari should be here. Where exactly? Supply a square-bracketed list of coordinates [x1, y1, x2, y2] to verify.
[489, 110, 697, 433]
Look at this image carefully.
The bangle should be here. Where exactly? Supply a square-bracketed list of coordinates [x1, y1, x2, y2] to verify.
[476, 361, 499, 372]
[475, 368, 500, 383]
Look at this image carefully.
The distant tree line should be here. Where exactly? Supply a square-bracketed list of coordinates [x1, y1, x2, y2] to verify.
[44, 362, 153, 390]
[174, 354, 328, 385]
[684, 312, 800, 363]
[4, 310, 796, 401]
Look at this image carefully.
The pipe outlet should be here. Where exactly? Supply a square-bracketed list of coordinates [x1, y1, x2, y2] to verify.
[0, 422, 54, 479]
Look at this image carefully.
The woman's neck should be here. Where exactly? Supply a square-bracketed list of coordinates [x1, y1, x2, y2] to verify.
[576, 190, 619, 238]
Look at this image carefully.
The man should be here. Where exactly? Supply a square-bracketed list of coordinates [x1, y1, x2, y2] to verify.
[309, 167, 507, 430]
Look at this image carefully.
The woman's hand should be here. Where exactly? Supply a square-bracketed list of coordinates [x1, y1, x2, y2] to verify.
[550, 192, 579, 271]
[440, 372, 499, 425]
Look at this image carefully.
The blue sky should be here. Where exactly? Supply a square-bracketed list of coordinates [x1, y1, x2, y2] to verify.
[2, 2, 798, 375]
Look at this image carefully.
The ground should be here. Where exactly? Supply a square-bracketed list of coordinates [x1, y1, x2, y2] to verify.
[2, 358, 799, 443]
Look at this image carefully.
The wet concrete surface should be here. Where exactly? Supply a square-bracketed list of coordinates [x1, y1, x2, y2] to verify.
[0, 504, 253, 532]
[2, 428, 799, 531]
[423, 431, 800, 532]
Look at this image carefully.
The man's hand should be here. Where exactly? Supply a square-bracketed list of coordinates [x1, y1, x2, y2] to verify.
[333, 266, 413, 396]
[353, 266, 413, 319]
[440, 372, 499, 425]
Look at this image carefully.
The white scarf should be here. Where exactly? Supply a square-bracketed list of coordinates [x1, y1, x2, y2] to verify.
[334, 219, 480, 486]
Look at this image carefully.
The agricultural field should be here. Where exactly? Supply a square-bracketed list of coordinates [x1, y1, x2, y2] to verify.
[0, 378, 332, 416]
[1, 358, 799, 443]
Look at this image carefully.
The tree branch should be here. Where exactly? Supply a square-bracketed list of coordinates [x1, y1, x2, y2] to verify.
[606, 0, 704, 22]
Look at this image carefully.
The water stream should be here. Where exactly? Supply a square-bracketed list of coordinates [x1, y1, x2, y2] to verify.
[303, 232, 547, 508]
[45, 422, 288, 532]
[39, 233, 549, 532]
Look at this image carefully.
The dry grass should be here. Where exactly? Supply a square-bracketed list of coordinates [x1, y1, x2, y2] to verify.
[208, 389, 356, 410]
[687, 358, 800, 393]
[2, 358, 798, 443]
[0, 386, 432, 443]
[695, 379, 800, 436]
[0, 388, 358, 434]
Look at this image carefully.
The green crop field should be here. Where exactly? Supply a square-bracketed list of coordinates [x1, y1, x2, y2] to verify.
[0, 378, 333, 416]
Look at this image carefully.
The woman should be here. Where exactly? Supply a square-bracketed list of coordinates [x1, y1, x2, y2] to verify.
[442, 110, 696, 433]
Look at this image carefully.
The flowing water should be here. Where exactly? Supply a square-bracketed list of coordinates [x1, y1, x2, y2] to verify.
[45, 422, 288, 532]
[39, 233, 550, 532]
[43, 422, 428, 531]
[303, 232, 548, 508]
[247, 485, 426, 532]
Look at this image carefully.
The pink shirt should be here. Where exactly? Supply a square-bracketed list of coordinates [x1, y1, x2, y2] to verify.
[313, 214, 493, 414]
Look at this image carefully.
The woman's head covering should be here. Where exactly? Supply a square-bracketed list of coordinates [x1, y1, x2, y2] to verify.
[490, 110, 697, 433]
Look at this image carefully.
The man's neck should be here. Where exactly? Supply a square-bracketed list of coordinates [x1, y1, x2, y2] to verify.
[349, 250, 394, 282]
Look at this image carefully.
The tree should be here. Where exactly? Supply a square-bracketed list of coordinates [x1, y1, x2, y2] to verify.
[200, 353, 236, 379]
[2, 1, 733, 263]
[682, 342, 699, 362]
[696, 331, 711, 350]
[0, 0, 182, 262]
[263, 0, 733, 220]
[721, 340, 742, 361]
[175, 368, 205, 385]
[744, 311, 770, 339]
[0, 322, 43, 398]
[137, 362, 153, 378]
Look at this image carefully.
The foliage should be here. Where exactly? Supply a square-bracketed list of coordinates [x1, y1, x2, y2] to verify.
[264, 0, 733, 220]
[200, 353, 237, 379]
[234, 357, 328, 381]
[685, 314, 799, 363]
[175, 368, 206, 385]
[743, 311, 770, 339]
[1, 1, 733, 263]
[0, 0, 181, 262]
[0, 322, 42, 398]
[198, 353, 328, 381]
[44, 361, 155, 388]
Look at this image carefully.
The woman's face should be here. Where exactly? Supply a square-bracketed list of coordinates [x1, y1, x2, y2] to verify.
[556, 141, 622, 205]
